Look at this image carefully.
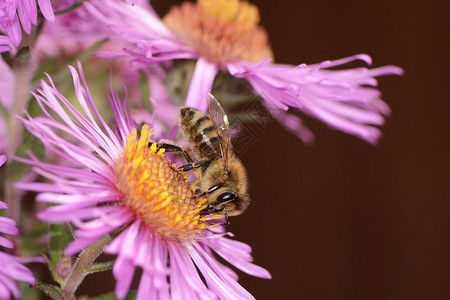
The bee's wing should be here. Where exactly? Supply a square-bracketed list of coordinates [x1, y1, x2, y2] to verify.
[207, 94, 232, 169]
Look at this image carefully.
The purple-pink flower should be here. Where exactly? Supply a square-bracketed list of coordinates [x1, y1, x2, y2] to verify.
[34, 3, 171, 119]
[0, 0, 55, 52]
[0, 155, 42, 300]
[16, 63, 270, 299]
[79, 0, 402, 144]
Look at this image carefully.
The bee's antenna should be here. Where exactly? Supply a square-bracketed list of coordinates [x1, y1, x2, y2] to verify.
[223, 166, 231, 176]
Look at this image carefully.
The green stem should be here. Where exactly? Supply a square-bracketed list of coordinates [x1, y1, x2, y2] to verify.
[61, 234, 111, 299]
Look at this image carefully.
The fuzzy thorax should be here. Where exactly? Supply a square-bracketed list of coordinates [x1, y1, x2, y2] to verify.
[163, 0, 273, 64]
[115, 125, 208, 241]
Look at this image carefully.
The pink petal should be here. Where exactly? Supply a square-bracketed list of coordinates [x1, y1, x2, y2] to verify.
[37, 0, 55, 22]
[185, 57, 218, 112]
[0, 237, 14, 249]
[3, 17, 22, 47]
[17, 0, 37, 34]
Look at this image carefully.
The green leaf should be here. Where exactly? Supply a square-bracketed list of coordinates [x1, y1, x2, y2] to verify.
[35, 282, 65, 300]
[27, 95, 43, 118]
[49, 223, 74, 270]
[87, 260, 115, 274]
[42, 254, 64, 286]
[20, 280, 41, 300]
[21, 220, 48, 255]
[123, 291, 138, 300]
[139, 70, 152, 112]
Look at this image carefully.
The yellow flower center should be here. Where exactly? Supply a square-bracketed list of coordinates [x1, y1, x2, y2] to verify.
[115, 125, 208, 241]
[163, 0, 273, 64]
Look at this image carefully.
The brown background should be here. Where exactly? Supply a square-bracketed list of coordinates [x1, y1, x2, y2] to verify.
[81, 1, 447, 299]
[234, 1, 450, 299]
[157, 0, 449, 299]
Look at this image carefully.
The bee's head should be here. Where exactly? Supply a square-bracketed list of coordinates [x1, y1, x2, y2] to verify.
[200, 156, 250, 218]
[200, 188, 249, 217]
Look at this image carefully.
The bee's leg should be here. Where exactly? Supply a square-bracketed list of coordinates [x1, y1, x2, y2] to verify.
[178, 160, 210, 172]
[221, 215, 230, 226]
[196, 191, 206, 197]
[204, 215, 230, 226]
[148, 142, 193, 163]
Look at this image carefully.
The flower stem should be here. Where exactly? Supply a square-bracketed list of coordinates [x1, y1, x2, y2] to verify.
[61, 234, 112, 299]
[7, 46, 33, 158]
[5, 44, 33, 240]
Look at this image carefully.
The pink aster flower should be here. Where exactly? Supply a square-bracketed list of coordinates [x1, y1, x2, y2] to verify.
[0, 0, 55, 51]
[16, 63, 270, 299]
[0, 156, 43, 300]
[82, 0, 402, 143]
[34, 2, 168, 117]
[34, 0, 127, 57]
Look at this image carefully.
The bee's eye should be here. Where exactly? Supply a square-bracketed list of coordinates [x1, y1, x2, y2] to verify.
[218, 191, 236, 204]
[207, 184, 222, 194]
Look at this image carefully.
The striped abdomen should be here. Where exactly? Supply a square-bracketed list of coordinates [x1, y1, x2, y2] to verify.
[180, 107, 220, 162]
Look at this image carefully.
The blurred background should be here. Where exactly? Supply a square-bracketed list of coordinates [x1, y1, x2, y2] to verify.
[150, 0, 450, 299]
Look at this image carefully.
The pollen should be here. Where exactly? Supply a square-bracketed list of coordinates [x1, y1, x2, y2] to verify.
[163, 0, 273, 64]
[115, 125, 209, 241]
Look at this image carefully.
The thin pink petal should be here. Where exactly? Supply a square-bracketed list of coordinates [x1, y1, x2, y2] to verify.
[37, 0, 55, 22]
[185, 57, 218, 112]
[17, 0, 37, 34]
[0, 156, 6, 167]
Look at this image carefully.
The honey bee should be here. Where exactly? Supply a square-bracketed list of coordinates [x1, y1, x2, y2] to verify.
[179, 94, 249, 218]
[150, 94, 249, 219]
